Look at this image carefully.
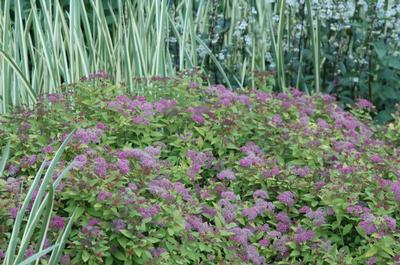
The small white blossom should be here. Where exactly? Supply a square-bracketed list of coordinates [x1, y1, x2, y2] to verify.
[244, 35, 252, 46]
[265, 52, 273, 62]
[233, 29, 242, 37]
[238, 20, 248, 31]
[197, 46, 208, 58]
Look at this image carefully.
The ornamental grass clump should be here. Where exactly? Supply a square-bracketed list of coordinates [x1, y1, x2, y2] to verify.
[0, 77, 399, 264]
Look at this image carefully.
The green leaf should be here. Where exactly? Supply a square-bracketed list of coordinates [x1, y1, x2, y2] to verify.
[117, 237, 128, 248]
[106, 256, 113, 265]
[373, 41, 387, 60]
[0, 48, 37, 104]
[286, 242, 297, 249]
[290, 250, 301, 257]
[342, 224, 353, 236]
[147, 237, 160, 243]
[382, 245, 395, 256]
[113, 250, 127, 261]
[134, 248, 143, 257]
[356, 226, 366, 237]
[364, 246, 378, 258]
[0, 140, 10, 178]
[167, 227, 174, 236]
[387, 57, 400, 70]
[120, 229, 134, 239]
[82, 250, 90, 262]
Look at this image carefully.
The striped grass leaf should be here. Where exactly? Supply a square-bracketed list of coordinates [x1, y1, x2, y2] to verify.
[0, 48, 37, 108]
[3, 130, 75, 265]
[266, 0, 287, 92]
[17, 245, 59, 265]
[305, 0, 321, 93]
[0, 140, 10, 178]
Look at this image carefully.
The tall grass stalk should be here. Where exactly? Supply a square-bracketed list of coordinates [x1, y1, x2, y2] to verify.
[267, 0, 287, 92]
[305, 0, 321, 93]
[1, 0, 390, 113]
[0, 0, 276, 112]
[0, 140, 10, 177]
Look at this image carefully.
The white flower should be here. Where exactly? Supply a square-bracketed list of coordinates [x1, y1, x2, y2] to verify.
[244, 35, 252, 46]
[217, 53, 225, 61]
[265, 52, 273, 62]
[357, 0, 368, 12]
[197, 46, 208, 58]
[233, 29, 242, 37]
[286, 0, 297, 7]
[238, 20, 248, 31]
[376, 0, 385, 10]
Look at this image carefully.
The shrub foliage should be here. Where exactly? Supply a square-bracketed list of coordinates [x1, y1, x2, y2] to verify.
[0, 78, 399, 264]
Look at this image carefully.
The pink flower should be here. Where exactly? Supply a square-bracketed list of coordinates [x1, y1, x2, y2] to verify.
[278, 191, 295, 207]
[113, 219, 126, 232]
[229, 227, 252, 246]
[97, 191, 112, 201]
[370, 154, 383, 163]
[133, 116, 149, 125]
[271, 115, 282, 125]
[25, 247, 35, 258]
[139, 205, 160, 219]
[239, 155, 261, 168]
[317, 118, 330, 129]
[73, 155, 87, 169]
[151, 247, 165, 258]
[192, 114, 205, 124]
[50, 216, 65, 230]
[299, 206, 311, 214]
[366, 256, 377, 265]
[42, 145, 53, 154]
[259, 238, 269, 247]
[10, 207, 18, 219]
[256, 92, 271, 102]
[357, 99, 374, 109]
[116, 159, 130, 174]
[294, 227, 314, 244]
[217, 169, 236, 180]
[60, 255, 71, 265]
[221, 191, 237, 201]
[263, 166, 280, 178]
[384, 215, 396, 231]
[94, 157, 108, 177]
[358, 220, 377, 235]
[391, 181, 400, 201]
[242, 207, 259, 220]
[253, 190, 268, 200]
[276, 222, 290, 233]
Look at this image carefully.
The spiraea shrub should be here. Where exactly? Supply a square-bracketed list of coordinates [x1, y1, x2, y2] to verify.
[0, 76, 399, 264]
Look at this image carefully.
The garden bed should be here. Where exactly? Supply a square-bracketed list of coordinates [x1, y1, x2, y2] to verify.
[0, 78, 399, 264]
